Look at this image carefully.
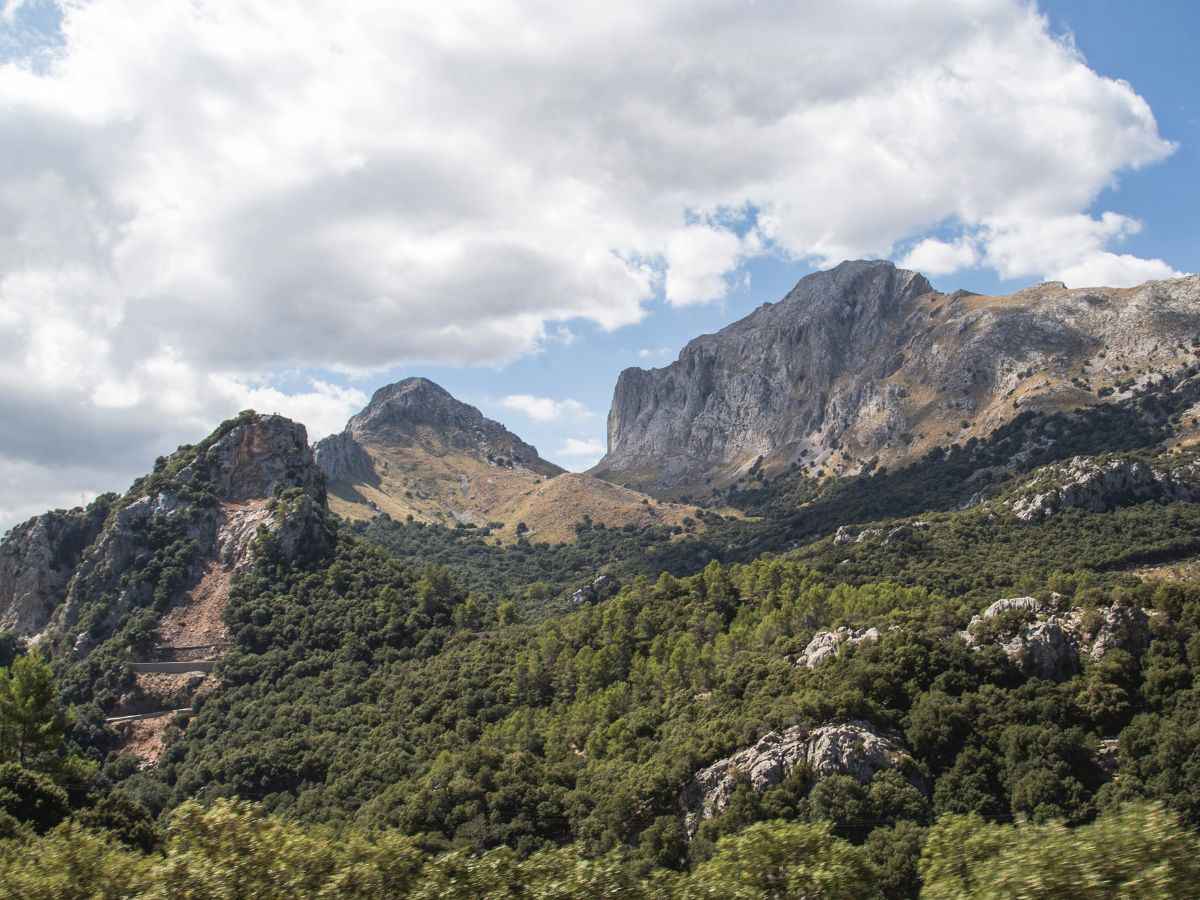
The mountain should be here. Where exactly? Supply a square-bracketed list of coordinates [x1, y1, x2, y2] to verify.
[593, 259, 1200, 496]
[12, 267, 1200, 894]
[0, 411, 330, 763]
[0, 502, 110, 637]
[314, 376, 705, 543]
[0, 412, 326, 646]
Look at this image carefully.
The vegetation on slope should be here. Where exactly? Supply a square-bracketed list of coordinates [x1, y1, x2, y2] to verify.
[8, 370, 1200, 895]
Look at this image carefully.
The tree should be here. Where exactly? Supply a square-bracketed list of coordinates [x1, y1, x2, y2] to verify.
[0, 763, 70, 834]
[683, 820, 881, 899]
[921, 803, 1200, 899]
[0, 653, 67, 767]
[0, 632, 23, 669]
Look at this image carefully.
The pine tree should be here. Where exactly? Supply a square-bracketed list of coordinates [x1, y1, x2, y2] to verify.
[0, 653, 67, 767]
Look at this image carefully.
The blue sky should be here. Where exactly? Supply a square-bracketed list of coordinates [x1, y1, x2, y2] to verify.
[0, 0, 1196, 528]
[371, 0, 1200, 468]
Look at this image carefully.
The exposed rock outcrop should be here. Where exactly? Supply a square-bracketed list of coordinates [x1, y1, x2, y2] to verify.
[680, 721, 915, 836]
[795, 627, 880, 668]
[311, 429, 378, 485]
[571, 574, 620, 605]
[593, 261, 1200, 494]
[960, 595, 1152, 679]
[0, 500, 110, 637]
[834, 522, 928, 547]
[51, 413, 329, 649]
[1009, 455, 1200, 522]
[315, 378, 563, 482]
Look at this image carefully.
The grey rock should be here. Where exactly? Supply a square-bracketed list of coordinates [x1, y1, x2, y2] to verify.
[312, 430, 377, 484]
[1001, 619, 1079, 680]
[961, 595, 1153, 678]
[593, 261, 1200, 494]
[571, 574, 620, 605]
[1096, 738, 1121, 776]
[191, 414, 324, 502]
[680, 720, 914, 836]
[1009, 455, 1200, 522]
[315, 378, 562, 481]
[796, 627, 880, 668]
[0, 501, 109, 637]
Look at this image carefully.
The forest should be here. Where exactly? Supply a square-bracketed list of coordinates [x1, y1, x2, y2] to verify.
[6, 373, 1200, 896]
[6, 503, 1200, 895]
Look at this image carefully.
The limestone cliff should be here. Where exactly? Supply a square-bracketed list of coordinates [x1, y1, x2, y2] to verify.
[54, 411, 329, 653]
[0, 412, 330, 656]
[594, 260, 1200, 495]
[0, 500, 111, 637]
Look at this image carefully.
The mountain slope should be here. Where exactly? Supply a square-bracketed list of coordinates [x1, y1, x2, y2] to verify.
[593, 260, 1200, 496]
[315, 377, 705, 542]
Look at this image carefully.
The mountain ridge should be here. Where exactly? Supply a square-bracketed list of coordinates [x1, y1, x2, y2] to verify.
[593, 260, 1200, 497]
[314, 376, 707, 542]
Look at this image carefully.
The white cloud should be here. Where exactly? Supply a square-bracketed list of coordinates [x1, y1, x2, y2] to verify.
[556, 437, 607, 470]
[229, 379, 367, 441]
[900, 236, 981, 275]
[638, 346, 675, 361]
[0, 0, 1183, 525]
[500, 394, 593, 423]
[980, 213, 1182, 287]
[664, 223, 749, 305]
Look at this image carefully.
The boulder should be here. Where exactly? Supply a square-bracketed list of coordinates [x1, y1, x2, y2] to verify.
[680, 720, 914, 836]
[796, 627, 880, 668]
[571, 575, 620, 605]
[961, 595, 1153, 678]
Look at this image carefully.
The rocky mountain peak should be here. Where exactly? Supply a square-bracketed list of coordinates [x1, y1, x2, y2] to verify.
[178, 412, 322, 502]
[593, 262, 1200, 496]
[348, 377, 489, 443]
[0, 411, 329, 643]
[316, 377, 562, 482]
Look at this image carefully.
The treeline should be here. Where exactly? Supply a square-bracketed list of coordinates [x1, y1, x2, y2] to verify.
[3, 798, 1197, 898]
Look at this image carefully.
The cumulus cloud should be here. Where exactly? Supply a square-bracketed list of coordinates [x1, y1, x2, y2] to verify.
[556, 437, 607, 470]
[0, 0, 1182, 526]
[501, 395, 593, 423]
[900, 237, 982, 276]
[665, 224, 750, 305]
[980, 213, 1182, 287]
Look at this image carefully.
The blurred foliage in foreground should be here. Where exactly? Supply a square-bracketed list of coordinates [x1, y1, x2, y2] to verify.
[2, 798, 1197, 899]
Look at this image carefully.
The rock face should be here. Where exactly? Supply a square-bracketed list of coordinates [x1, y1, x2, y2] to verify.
[593, 261, 1200, 494]
[680, 721, 915, 836]
[315, 378, 562, 481]
[960, 595, 1152, 679]
[795, 627, 880, 668]
[0, 502, 111, 637]
[1009, 455, 1200, 522]
[312, 430, 377, 484]
[49, 413, 329, 649]
[833, 522, 928, 547]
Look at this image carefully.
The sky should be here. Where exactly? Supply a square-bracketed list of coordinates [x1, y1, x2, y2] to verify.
[0, 0, 1197, 532]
